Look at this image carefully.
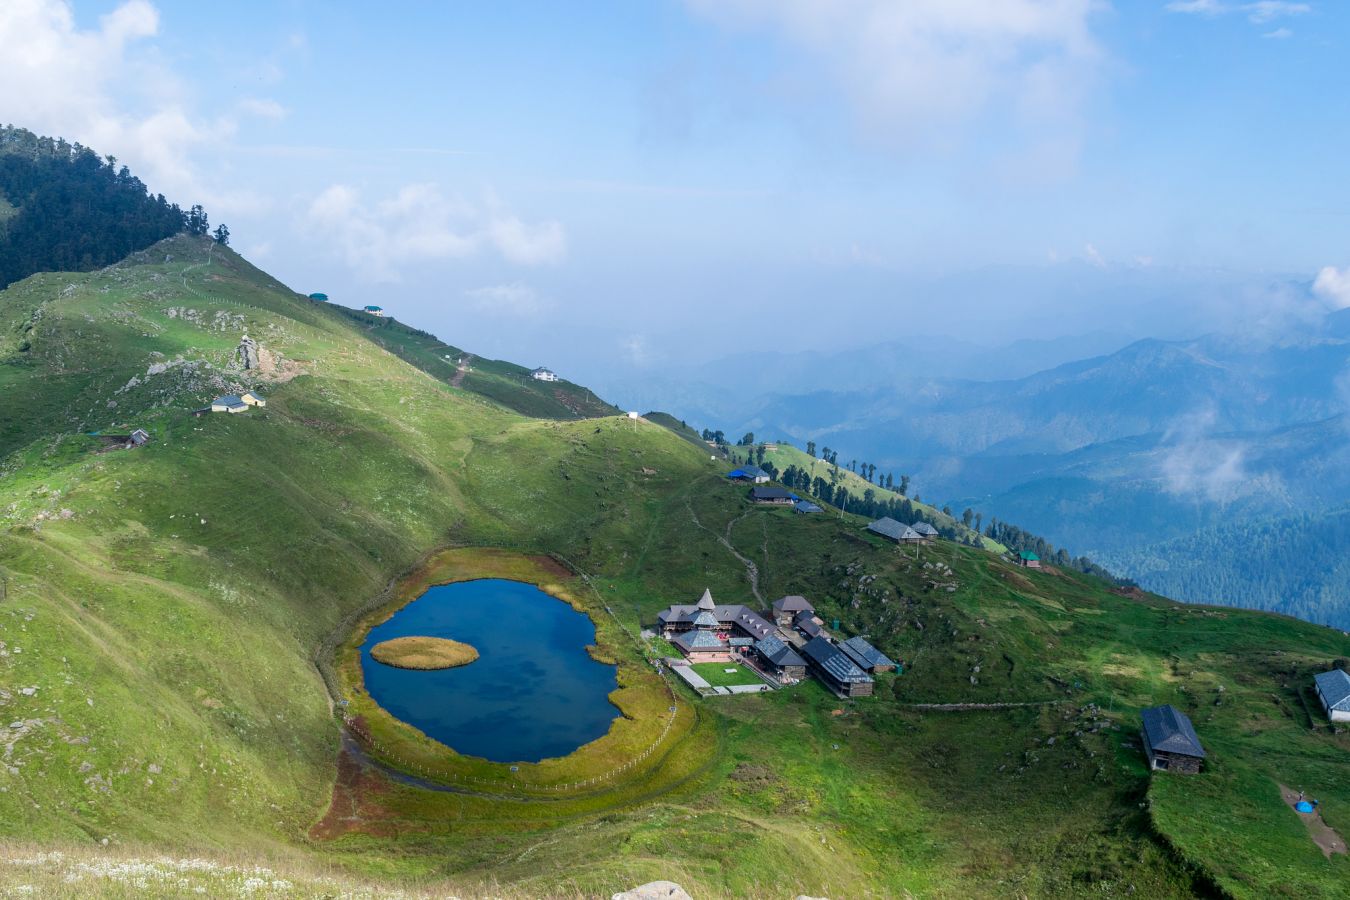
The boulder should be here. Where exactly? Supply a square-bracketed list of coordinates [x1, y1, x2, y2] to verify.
[236, 334, 260, 370]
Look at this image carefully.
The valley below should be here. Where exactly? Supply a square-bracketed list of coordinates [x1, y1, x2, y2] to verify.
[2, 234, 1350, 898]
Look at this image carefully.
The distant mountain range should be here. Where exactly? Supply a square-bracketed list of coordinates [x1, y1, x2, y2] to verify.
[612, 306, 1350, 628]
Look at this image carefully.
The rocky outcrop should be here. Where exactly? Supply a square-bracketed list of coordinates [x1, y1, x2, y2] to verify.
[236, 334, 259, 370]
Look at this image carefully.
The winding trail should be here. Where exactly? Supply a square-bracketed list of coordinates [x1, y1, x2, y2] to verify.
[686, 499, 763, 604]
[450, 353, 474, 388]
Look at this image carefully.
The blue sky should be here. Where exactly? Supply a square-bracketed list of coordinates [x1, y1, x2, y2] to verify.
[3, 0, 1349, 386]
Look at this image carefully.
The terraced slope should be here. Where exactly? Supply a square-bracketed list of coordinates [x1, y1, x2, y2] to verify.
[2, 236, 1349, 898]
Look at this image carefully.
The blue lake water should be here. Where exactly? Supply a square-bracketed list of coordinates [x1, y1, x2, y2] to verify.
[359, 578, 619, 763]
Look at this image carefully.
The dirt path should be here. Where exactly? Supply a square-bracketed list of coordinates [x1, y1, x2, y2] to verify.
[450, 353, 474, 388]
[686, 500, 763, 604]
[1279, 783, 1348, 859]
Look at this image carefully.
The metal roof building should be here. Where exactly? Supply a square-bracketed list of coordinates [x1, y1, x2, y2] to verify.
[839, 636, 897, 673]
[1314, 669, 1350, 722]
[800, 636, 873, 697]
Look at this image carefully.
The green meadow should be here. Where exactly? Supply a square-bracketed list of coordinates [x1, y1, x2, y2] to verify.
[1, 235, 1348, 897]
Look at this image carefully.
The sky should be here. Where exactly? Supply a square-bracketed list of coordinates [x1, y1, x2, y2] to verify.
[3, 0, 1350, 391]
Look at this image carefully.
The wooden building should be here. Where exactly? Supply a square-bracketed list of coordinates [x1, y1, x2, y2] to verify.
[657, 589, 776, 662]
[839, 636, 897, 674]
[771, 595, 814, 627]
[912, 522, 939, 543]
[753, 635, 807, 683]
[800, 636, 873, 698]
[749, 486, 794, 505]
[671, 629, 731, 663]
[867, 517, 923, 544]
[1141, 705, 1205, 774]
[1018, 551, 1041, 568]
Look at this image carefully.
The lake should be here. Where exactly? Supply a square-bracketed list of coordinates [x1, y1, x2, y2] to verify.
[359, 578, 620, 763]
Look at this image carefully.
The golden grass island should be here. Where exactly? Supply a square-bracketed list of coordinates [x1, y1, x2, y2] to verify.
[370, 635, 479, 670]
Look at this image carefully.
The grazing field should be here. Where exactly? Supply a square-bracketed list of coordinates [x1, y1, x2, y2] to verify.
[2, 235, 1349, 896]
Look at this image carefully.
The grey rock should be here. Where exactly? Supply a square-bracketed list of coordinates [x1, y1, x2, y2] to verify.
[236, 334, 260, 370]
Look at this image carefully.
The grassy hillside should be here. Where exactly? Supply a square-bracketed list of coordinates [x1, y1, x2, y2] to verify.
[752, 442, 1004, 551]
[328, 306, 620, 420]
[3, 237, 1350, 897]
[644, 411, 707, 449]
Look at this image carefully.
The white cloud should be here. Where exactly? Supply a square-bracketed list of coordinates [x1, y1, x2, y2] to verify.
[684, 0, 1101, 151]
[1314, 266, 1350, 310]
[1083, 242, 1106, 268]
[1159, 408, 1257, 502]
[238, 98, 288, 121]
[0, 0, 265, 215]
[483, 208, 567, 266]
[305, 184, 567, 282]
[1244, 2, 1310, 24]
[1262, 26, 1294, 37]
[465, 283, 552, 318]
[1165, 0, 1311, 25]
[1165, 0, 1227, 14]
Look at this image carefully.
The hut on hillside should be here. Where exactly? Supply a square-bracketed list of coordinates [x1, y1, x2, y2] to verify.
[839, 636, 897, 674]
[749, 486, 794, 506]
[912, 522, 939, 543]
[210, 394, 248, 414]
[727, 466, 770, 484]
[1314, 668, 1350, 722]
[1141, 705, 1205, 774]
[753, 636, 807, 683]
[868, 518, 922, 544]
[771, 595, 814, 627]
[800, 636, 873, 698]
[1018, 551, 1041, 568]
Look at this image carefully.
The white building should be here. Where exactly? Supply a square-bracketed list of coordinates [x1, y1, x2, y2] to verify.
[531, 367, 559, 382]
[210, 394, 248, 414]
[1315, 669, 1350, 722]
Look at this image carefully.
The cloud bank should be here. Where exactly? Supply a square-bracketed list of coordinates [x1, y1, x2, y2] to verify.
[685, 0, 1102, 151]
[1314, 266, 1350, 310]
[305, 184, 566, 282]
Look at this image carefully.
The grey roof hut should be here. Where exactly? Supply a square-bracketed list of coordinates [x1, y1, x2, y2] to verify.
[800, 636, 873, 698]
[1141, 705, 1205, 774]
[839, 636, 897, 673]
